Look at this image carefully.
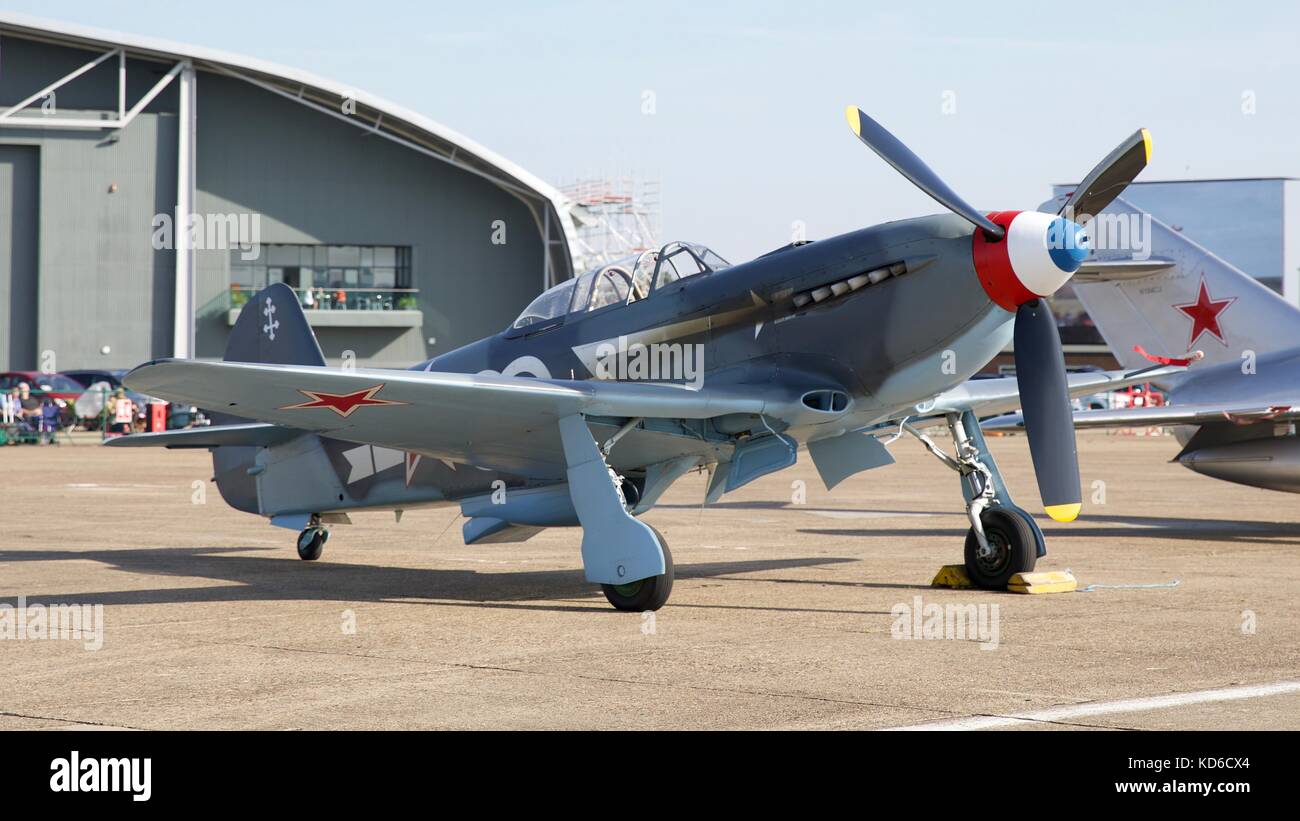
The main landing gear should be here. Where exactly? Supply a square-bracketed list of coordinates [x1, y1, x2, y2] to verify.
[898, 409, 1044, 588]
[296, 517, 329, 561]
[556, 414, 674, 611]
[601, 526, 674, 611]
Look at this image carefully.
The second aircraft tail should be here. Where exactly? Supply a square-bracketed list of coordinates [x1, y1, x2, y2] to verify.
[1062, 196, 1300, 370]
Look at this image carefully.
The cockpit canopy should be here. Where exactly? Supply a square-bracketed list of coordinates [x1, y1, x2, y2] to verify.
[510, 241, 730, 330]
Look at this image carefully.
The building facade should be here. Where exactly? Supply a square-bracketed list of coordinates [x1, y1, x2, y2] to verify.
[0, 13, 581, 372]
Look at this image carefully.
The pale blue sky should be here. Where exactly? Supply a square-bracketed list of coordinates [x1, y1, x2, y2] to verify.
[10, 1, 1299, 260]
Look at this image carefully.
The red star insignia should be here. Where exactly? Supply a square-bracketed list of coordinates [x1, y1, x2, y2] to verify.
[1173, 276, 1235, 348]
[279, 384, 407, 418]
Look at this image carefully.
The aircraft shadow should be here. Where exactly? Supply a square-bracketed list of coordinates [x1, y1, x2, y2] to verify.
[0, 546, 858, 615]
[658, 500, 940, 516]
[800, 513, 1300, 546]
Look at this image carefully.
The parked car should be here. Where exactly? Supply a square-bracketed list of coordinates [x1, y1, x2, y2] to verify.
[0, 371, 85, 403]
[63, 369, 129, 389]
[65, 369, 202, 430]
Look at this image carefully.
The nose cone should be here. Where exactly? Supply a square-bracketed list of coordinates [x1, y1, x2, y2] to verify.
[1047, 218, 1089, 274]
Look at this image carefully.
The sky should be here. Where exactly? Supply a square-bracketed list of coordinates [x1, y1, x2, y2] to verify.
[8, 0, 1299, 262]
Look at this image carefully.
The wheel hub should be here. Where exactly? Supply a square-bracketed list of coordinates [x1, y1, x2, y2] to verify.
[975, 530, 1011, 574]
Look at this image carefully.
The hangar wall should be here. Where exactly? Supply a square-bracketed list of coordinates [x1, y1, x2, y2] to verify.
[192, 73, 545, 366]
[0, 35, 179, 371]
[0, 145, 39, 369]
[0, 29, 559, 372]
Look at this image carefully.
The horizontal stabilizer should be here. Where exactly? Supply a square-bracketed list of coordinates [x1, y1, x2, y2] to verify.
[926, 364, 1186, 420]
[1070, 258, 1174, 283]
[983, 402, 1300, 432]
[103, 422, 303, 449]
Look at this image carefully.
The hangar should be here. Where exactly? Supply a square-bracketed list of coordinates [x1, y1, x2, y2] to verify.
[0, 12, 581, 371]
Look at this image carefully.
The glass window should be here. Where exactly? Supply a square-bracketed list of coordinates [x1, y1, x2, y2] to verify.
[512, 279, 577, 329]
[655, 248, 704, 290]
[697, 247, 730, 271]
[568, 270, 596, 314]
[230, 265, 255, 288]
[231, 244, 413, 306]
[266, 245, 298, 266]
[629, 252, 658, 302]
[330, 246, 362, 267]
[590, 268, 630, 310]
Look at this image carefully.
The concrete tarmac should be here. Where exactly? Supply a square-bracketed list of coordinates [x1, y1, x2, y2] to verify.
[2, 430, 1297, 729]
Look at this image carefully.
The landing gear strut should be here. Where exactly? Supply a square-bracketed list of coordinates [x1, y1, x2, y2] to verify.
[898, 409, 1043, 588]
[556, 413, 673, 611]
[296, 518, 329, 561]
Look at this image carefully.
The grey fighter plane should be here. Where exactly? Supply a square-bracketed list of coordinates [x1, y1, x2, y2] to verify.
[989, 194, 1300, 494]
[112, 109, 1157, 610]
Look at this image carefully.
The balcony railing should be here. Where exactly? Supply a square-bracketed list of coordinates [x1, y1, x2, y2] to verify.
[217, 286, 423, 329]
[229, 286, 419, 312]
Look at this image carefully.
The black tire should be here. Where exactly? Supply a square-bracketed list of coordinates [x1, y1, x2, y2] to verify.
[297, 527, 326, 561]
[963, 508, 1037, 589]
[601, 527, 673, 611]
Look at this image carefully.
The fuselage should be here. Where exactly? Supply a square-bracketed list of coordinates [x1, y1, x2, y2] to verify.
[1166, 346, 1300, 493]
[425, 213, 1013, 437]
[216, 214, 1023, 521]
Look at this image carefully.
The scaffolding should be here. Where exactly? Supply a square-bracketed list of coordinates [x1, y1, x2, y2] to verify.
[560, 177, 661, 273]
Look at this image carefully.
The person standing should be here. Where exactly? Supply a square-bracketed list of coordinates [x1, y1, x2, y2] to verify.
[107, 388, 135, 436]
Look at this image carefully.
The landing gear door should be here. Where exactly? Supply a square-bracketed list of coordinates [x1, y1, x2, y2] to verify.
[254, 434, 346, 517]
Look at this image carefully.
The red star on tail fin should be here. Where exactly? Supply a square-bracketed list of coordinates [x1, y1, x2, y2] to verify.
[1173, 276, 1235, 347]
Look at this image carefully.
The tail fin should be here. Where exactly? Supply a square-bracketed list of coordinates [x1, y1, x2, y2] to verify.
[225, 282, 326, 366]
[1061, 196, 1300, 370]
[207, 282, 324, 436]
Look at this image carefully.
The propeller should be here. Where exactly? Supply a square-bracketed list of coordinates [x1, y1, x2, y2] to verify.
[1014, 299, 1080, 522]
[844, 106, 1005, 241]
[1059, 128, 1152, 222]
[844, 108, 1151, 522]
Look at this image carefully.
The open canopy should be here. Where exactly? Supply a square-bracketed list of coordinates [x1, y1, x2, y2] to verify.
[511, 242, 730, 330]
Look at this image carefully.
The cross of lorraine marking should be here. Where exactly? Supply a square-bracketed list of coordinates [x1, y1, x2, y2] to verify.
[263, 298, 279, 341]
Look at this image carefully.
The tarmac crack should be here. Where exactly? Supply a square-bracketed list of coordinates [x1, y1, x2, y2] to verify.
[0, 708, 149, 731]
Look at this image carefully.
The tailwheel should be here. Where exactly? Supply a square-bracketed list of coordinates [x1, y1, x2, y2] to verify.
[297, 526, 328, 561]
[963, 507, 1036, 589]
[601, 527, 673, 611]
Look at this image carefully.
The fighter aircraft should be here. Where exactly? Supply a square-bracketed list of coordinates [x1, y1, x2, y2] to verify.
[112, 109, 1157, 610]
[988, 194, 1300, 494]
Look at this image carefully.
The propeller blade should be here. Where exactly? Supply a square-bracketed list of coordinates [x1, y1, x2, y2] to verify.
[1058, 128, 1152, 222]
[845, 106, 1005, 241]
[1013, 300, 1081, 522]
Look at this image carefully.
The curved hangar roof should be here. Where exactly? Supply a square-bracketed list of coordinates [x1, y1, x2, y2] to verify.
[0, 11, 582, 282]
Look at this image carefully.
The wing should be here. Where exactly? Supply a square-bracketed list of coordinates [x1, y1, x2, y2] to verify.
[983, 401, 1300, 431]
[924, 364, 1185, 419]
[124, 359, 772, 479]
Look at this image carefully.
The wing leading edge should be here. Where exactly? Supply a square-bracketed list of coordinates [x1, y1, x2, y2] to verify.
[124, 359, 771, 478]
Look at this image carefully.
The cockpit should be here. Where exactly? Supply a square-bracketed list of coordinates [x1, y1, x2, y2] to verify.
[510, 241, 730, 331]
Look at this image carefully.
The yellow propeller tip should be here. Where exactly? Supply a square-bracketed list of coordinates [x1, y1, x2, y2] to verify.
[845, 106, 862, 136]
[1140, 128, 1152, 164]
[1044, 503, 1081, 523]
